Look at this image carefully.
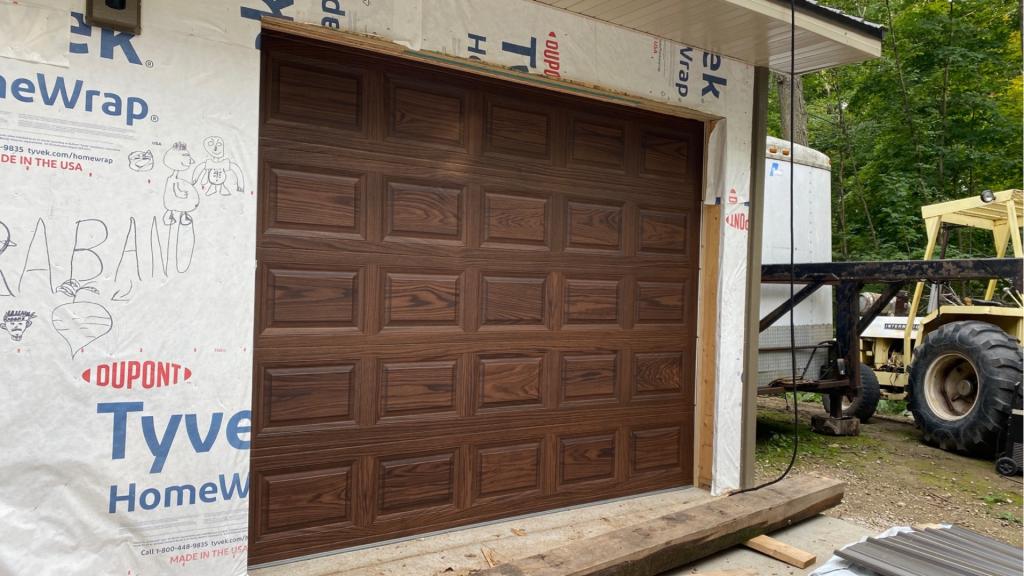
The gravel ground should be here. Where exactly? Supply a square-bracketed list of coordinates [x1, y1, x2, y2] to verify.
[755, 396, 1024, 546]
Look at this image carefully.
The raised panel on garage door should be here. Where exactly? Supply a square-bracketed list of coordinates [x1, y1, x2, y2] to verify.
[251, 30, 702, 565]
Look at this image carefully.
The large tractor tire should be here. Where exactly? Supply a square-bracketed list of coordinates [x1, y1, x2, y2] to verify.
[822, 363, 881, 423]
[907, 320, 1022, 457]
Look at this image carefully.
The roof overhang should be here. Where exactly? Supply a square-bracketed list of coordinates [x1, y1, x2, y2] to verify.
[534, 0, 884, 74]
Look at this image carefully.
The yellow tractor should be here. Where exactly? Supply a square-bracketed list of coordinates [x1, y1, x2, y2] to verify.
[853, 190, 1023, 457]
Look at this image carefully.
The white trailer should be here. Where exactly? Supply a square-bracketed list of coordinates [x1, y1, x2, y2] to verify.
[758, 136, 834, 386]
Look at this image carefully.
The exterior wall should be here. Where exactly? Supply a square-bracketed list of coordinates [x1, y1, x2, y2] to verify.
[0, 1, 754, 573]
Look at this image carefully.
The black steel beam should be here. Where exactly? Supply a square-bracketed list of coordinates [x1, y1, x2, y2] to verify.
[831, 281, 863, 418]
[761, 258, 1023, 290]
[758, 279, 825, 333]
[856, 282, 905, 335]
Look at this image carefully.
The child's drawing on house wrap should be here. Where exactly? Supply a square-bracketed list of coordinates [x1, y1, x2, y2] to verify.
[52, 279, 113, 358]
[194, 136, 245, 196]
[1, 310, 36, 342]
[162, 142, 200, 226]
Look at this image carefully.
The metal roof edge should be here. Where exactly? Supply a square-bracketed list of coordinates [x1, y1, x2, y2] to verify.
[777, 0, 887, 39]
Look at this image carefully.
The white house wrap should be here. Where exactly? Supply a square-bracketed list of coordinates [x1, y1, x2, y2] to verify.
[0, 1, 758, 573]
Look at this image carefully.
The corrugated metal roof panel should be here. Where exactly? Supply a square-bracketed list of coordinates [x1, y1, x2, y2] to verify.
[835, 525, 1023, 576]
[789, 0, 884, 37]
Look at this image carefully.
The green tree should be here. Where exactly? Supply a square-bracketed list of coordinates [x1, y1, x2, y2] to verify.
[786, 0, 1023, 261]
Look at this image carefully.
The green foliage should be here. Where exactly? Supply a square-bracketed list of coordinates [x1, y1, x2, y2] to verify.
[996, 511, 1022, 524]
[792, 0, 1023, 261]
[979, 491, 1015, 506]
[796, 392, 822, 403]
[877, 398, 908, 415]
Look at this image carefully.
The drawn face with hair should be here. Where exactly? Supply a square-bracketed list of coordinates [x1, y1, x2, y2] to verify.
[203, 136, 225, 159]
[1, 311, 35, 342]
[128, 149, 154, 172]
[164, 145, 194, 172]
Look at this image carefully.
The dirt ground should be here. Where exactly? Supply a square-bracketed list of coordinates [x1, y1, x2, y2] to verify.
[755, 396, 1024, 546]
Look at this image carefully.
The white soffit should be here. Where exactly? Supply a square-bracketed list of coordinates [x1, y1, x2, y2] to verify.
[534, 0, 884, 74]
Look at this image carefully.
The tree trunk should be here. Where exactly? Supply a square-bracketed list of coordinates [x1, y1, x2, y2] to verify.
[777, 73, 808, 145]
[936, 0, 955, 198]
[826, 72, 849, 258]
[832, 72, 879, 252]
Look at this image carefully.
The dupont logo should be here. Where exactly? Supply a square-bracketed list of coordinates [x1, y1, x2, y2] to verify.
[82, 360, 192, 390]
[726, 212, 749, 231]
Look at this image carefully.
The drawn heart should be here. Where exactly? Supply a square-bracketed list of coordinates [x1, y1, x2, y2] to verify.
[52, 301, 113, 358]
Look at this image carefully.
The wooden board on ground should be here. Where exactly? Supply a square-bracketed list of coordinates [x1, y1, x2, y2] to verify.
[743, 534, 816, 568]
[470, 475, 843, 576]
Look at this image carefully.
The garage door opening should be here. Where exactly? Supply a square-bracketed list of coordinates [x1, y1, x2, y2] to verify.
[250, 30, 705, 565]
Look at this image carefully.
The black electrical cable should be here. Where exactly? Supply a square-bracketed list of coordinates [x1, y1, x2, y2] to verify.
[731, 0, 800, 496]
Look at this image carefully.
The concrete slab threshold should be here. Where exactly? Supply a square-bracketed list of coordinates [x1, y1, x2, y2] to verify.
[250, 487, 711, 576]
[251, 477, 862, 576]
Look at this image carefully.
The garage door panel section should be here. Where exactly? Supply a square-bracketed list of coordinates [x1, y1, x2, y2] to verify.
[249, 411, 692, 559]
[385, 76, 469, 150]
[253, 32, 701, 564]
[259, 463, 356, 534]
[258, 266, 363, 336]
[481, 190, 552, 250]
[559, 351, 620, 405]
[564, 198, 626, 254]
[382, 270, 463, 329]
[558, 432, 619, 486]
[479, 274, 550, 328]
[384, 179, 466, 245]
[475, 353, 546, 411]
[264, 49, 368, 139]
[564, 278, 622, 326]
[472, 440, 544, 502]
[264, 164, 366, 240]
[377, 450, 459, 516]
[378, 357, 461, 420]
[567, 113, 629, 173]
[629, 424, 687, 477]
[483, 95, 556, 162]
[257, 364, 357, 434]
[638, 208, 694, 258]
[639, 128, 695, 179]
[632, 350, 695, 404]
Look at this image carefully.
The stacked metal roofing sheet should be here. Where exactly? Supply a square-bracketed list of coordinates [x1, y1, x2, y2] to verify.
[835, 525, 1023, 576]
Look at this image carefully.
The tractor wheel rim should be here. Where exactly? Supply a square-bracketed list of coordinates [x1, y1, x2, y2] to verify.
[923, 352, 980, 421]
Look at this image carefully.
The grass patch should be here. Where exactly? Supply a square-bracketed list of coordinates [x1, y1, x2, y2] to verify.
[904, 456, 1024, 506]
[755, 408, 879, 469]
[796, 392, 821, 403]
[980, 492, 1014, 506]
[997, 511, 1022, 525]
[877, 399, 908, 415]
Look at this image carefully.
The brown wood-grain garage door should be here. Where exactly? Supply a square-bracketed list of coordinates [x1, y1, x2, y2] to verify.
[250, 31, 704, 565]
